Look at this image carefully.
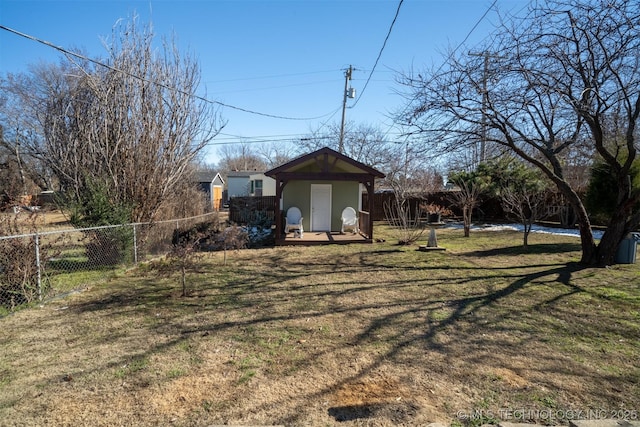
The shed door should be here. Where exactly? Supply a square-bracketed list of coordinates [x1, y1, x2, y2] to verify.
[311, 184, 332, 231]
[213, 185, 222, 210]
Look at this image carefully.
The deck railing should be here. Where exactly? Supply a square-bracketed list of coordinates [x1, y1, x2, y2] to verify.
[358, 210, 371, 239]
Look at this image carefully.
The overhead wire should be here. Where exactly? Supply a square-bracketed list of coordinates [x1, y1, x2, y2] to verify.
[205, 134, 405, 146]
[1, 1, 530, 147]
[221, 0, 500, 147]
[206, 134, 334, 146]
[203, 69, 342, 83]
[391, 0, 500, 129]
[208, 0, 531, 148]
[350, 0, 404, 109]
[0, 24, 337, 121]
[212, 79, 339, 95]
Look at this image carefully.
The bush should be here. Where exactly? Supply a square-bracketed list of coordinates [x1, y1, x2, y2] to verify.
[244, 211, 274, 248]
[62, 179, 134, 266]
[84, 227, 134, 266]
[585, 158, 640, 225]
[0, 214, 59, 311]
[384, 197, 425, 245]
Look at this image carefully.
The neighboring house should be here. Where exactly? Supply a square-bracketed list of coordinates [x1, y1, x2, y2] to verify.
[265, 146, 385, 244]
[196, 171, 224, 211]
[226, 171, 253, 198]
[249, 173, 276, 197]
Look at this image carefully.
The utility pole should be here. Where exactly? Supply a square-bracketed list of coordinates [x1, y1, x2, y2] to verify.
[469, 51, 494, 166]
[339, 65, 355, 153]
[480, 53, 488, 164]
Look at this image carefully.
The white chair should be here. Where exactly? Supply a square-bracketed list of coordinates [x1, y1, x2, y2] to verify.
[285, 206, 303, 238]
[341, 207, 359, 234]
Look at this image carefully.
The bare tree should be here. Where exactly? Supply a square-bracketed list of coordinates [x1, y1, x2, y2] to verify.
[477, 158, 552, 248]
[302, 121, 401, 172]
[383, 197, 425, 245]
[0, 87, 52, 203]
[448, 177, 483, 238]
[2, 16, 223, 224]
[398, 0, 640, 265]
[501, 185, 548, 249]
[216, 142, 267, 174]
[255, 142, 296, 169]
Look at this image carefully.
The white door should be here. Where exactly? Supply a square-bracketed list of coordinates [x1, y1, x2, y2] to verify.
[311, 184, 332, 231]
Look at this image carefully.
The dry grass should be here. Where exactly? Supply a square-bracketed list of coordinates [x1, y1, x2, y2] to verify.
[1, 209, 70, 234]
[0, 225, 638, 426]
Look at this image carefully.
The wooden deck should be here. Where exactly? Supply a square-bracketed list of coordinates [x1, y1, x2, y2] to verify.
[276, 231, 371, 246]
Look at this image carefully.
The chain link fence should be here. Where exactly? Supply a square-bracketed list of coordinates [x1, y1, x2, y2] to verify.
[0, 212, 218, 314]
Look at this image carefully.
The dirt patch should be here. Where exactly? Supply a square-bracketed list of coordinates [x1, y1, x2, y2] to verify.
[329, 375, 419, 423]
[490, 367, 531, 389]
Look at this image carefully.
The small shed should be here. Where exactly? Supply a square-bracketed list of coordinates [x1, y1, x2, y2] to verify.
[265, 147, 385, 244]
[196, 171, 224, 211]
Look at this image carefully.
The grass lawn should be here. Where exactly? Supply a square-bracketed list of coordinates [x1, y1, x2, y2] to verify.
[0, 224, 638, 426]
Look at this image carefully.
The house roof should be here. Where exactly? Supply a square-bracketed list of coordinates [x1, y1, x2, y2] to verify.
[227, 171, 261, 178]
[195, 171, 224, 184]
[265, 147, 385, 178]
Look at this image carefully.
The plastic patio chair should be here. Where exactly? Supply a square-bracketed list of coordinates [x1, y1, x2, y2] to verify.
[340, 207, 359, 234]
[285, 206, 303, 238]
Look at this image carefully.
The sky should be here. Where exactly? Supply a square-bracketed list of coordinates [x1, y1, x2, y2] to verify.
[0, 0, 530, 165]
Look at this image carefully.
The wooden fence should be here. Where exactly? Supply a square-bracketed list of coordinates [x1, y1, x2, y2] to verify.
[229, 193, 460, 225]
[228, 191, 576, 226]
[228, 196, 276, 224]
[362, 191, 462, 221]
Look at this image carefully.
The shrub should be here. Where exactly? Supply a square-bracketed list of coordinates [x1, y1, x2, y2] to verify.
[63, 179, 134, 266]
[384, 197, 425, 245]
[585, 158, 640, 225]
[84, 227, 134, 266]
[0, 214, 59, 311]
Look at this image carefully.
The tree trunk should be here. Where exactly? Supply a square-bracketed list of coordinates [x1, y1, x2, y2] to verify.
[586, 171, 638, 266]
[523, 221, 531, 249]
[553, 181, 597, 265]
[595, 222, 626, 266]
[559, 204, 576, 228]
[463, 206, 471, 237]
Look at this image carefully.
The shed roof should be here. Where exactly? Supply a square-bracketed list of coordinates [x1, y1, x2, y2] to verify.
[265, 147, 385, 178]
[195, 171, 224, 184]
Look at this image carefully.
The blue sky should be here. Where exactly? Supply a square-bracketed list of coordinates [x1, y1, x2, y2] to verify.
[0, 0, 529, 164]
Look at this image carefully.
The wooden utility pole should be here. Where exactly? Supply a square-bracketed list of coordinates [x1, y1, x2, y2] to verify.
[469, 51, 496, 166]
[339, 65, 354, 153]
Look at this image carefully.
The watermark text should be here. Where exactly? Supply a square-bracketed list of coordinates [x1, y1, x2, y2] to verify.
[456, 408, 638, 422]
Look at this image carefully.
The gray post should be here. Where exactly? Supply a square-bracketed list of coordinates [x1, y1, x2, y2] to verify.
[34, 233, 42, 301]
[133, 224, 138, 264]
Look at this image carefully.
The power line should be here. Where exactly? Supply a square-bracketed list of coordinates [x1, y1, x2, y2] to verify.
[211, 126, 407, 146]
[205, 134, 403, 147]
[211, 79, 338, 95]
[203, 69, 342, 83]
[0, 24, 337, 121]
[351, 0, 404, 109]
[394, 0, 500, 124]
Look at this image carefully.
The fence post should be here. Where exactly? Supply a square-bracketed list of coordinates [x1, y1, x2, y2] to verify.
[133, 224, 138, 264]
[34, 232, 42, 302]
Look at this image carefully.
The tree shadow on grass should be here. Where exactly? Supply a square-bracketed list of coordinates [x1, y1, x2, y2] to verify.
[20, 243, 639, 426]
[463, 242, 581, 257]
[278, 261, 605, 425]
